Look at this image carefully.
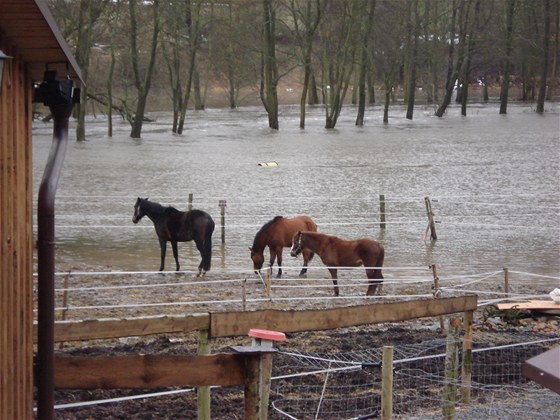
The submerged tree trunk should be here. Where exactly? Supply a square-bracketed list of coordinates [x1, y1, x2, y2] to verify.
[261, 0, 280, 129]
[355, 0, 376, 126]
[130, 0, 161, 139]
[500, 0, 516, 114]
[461, 0, 481, 116]
[177, 0, 202, 134]
[537, 0, 551, 113]
[435, 0, 468, 117]
[291, 0, 324, 129]
[405, 0, 419, 120]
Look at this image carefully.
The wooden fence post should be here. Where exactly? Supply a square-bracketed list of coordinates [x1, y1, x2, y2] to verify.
[443, 318, 461, 420]
[381, 345, 394, 420]
[197, 328, 211, 420]
[461, 310, 473, 403]
[265, 267, 272, 309]
[503, 267, 509, 295]
[188, 193, 193, 211]
[431, 264, 445, 330]
[242, 279, 247, 311]
[379, 194, 386, 229]
[58, 273, 70, 349]
[237, 329, 286, 420]
[424, 196, 437, 241]
[219, 200, 226, 244]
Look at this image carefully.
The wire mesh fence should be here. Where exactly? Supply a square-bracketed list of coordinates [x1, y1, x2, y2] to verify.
[269, 331, 560, 419]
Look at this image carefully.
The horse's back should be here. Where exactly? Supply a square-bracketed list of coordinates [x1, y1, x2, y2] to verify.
[283, 216, 317, 244]
[356, 238, 384, 263]
[186, 209, 215, 234]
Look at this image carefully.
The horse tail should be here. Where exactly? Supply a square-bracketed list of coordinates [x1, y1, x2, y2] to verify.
[201, 216, 215, 272]
[306, 217, 318, 232]
[375, 244, 385, 279]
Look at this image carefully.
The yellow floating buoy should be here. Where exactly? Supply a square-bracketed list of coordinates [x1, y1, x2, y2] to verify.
[258, 161, 278, 167]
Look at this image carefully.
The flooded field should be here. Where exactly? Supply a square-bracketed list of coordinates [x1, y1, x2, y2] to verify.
[31, 102, 559, 311]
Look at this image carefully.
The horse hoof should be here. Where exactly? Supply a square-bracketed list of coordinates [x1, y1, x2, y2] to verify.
[299, 273, 307, 278]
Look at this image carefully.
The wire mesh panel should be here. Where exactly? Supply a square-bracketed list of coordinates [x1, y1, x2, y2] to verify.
[270, 332, 560, 419]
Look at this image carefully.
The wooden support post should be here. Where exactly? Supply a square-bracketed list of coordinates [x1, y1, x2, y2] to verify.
[461, 310, 473, 403]
[381, 346, 394, 420]
[197, 328, 211, 420]
[431, 264, 445, 330]
[188, 193, 193, 212]
[265, 268, 272, 309]
[379, 194, 386, 229]
[424, 196, 437, 241]
[59, 273, 70, 349]
[60, 273, 70, 322]
[237, 329, 286, 420]
[443, 318, 461, 420]
[219, 200, 226, 245]
[503, 267, 509, 295]
[242, 279, 247, 311]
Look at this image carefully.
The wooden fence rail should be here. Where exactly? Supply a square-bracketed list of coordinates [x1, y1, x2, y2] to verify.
[34, 296, 477, 343]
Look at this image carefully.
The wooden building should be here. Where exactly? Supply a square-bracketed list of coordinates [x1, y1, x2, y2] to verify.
[0, 1, 81, 418]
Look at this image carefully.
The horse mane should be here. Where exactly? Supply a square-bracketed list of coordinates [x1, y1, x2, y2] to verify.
[252, 216, 283, 249]
[142, 199, 177, 215]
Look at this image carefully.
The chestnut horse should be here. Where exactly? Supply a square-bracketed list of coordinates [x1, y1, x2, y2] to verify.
[250, 216, 317, 278]
[132, 198, 215, 276]
[290, 231, 384, 296]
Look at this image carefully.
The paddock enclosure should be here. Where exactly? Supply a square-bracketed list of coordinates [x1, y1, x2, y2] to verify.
[30, 103, 560, 417]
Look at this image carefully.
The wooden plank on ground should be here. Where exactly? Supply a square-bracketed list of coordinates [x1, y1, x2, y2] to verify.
[33, 313, 210, 343]
[497, 301, 560, 310]
[210, 296, 478, 338]
[54, 353, 245, 389]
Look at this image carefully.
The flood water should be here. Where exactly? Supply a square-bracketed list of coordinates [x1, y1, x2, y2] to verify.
[32, 103, 560, 283]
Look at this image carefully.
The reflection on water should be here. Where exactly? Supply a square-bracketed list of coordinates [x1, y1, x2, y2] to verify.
[32, 103, 560, 280]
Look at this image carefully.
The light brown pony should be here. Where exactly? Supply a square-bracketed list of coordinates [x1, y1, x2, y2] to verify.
[290, 231, 384, 296]
[250, 216, 317, 278]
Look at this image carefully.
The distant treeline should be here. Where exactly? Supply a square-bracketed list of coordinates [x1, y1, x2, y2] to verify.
[46, 0, 558, 138]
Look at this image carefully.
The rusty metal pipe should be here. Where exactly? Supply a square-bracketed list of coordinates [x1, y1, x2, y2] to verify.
[36, 102, 73, 420]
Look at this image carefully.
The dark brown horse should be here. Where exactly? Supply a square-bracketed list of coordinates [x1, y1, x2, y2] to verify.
[250, 216, 317, 278]
[132, 197, 215, 276]
[290, 231, 384, 296]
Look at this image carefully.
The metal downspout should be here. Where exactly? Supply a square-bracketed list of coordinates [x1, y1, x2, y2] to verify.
[36, 101, 73, 420]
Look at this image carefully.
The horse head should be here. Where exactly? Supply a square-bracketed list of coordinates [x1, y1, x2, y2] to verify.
[132, 197, 148, 224]
[249, 247, 265, 273]
[290, 231, 303, 257]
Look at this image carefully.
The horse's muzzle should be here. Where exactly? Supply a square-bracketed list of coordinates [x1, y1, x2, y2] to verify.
[132, 216, 138, 224]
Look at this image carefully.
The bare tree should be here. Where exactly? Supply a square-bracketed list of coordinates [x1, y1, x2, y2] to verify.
[129, 0, 161, 138]
[261, 0, 280, 129]
[405, 0, 420, 120]
[290, 0, 326, 128]
[319, 1, 359, 129]
[537, 0, 551, 113]
[500, 0, 516, 114]
[355, 0, 376, 126]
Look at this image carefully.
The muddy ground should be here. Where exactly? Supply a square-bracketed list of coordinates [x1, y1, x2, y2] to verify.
[37, 265, 560, 419]
[48, 308, 559, 420]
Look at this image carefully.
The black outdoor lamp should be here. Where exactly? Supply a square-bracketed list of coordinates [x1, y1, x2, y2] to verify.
[33, 67, 80, 106]
[0, 50, 12, 95]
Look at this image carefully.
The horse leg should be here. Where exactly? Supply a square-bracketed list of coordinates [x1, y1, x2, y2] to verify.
[365, 265, 384, 296]
[276, 248, 283, 278]
[269, 248, 281, 278]
[299, 250, 314, 277]
[194, 239, 205, 277]
[366, 248, 385, 296]
[158, 238, 167, 271]
[328, 268, 339, 296]
[171, 241, 180, 271]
